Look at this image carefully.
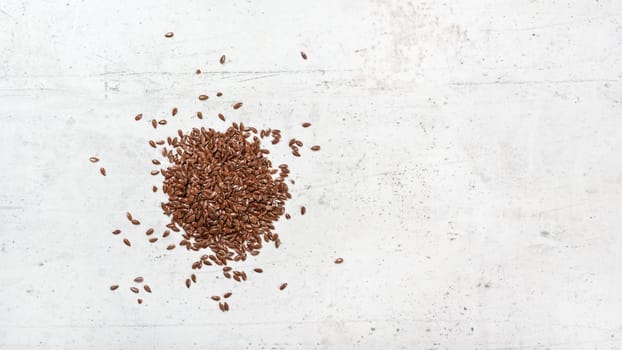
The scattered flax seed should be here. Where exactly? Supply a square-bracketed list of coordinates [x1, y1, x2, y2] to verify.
[223, 292, 232, 298]
[112, 229, 121, 235]
[198, 94, 208, 101]
[123, 238, 131, 247]
[310, 145, 321, 151]
[156, 140, 165, 145]
[223, 302, 229, 311]
[137, 298, 143, 304]
[211, 295, 221, 301]
[165, 32, 174, 38]
[126, 212, 133, 221]
[219, 55, 226, 64]
[166, 244, 175, 250]
[196, 111, 203, 119]
[218, 302, 225, 311]
[301, 206, 306, 215]
[162, 230, 170, 238]
[223, 267, 232, 272]
[300, 51, 308, 60]
[152, 119, 157, 129]
[99, 167, 106, 176]
[134, 277, 144, 283]
[279, 283, 288, 290]
[172, 108, 178, 116]
[152, 159, 161, 165]
[218, 113, 225, 121]
[135, 114, 143, 121]
[89, 157, 99, 163]
[302, 122, 311, 128]
[285, 213, 291, 220]
[145, 228, 154, 236]
[149, 237, 158, 243]
[216, 92, 222, 97]
[159, 120, 167, 125]
[152, 186, 157, 192]
[191, 274, 196, 283]
[130, 287, 139, 293]
[149, 140, 156, 148]
[110, 285, 119, 291]
[334, 258, 344, 264]
[151, 170, 160, 175]
[185, 279, 191, 288]
[233, 102, 243, 110]
[195, 69, 201, 75]
[131, 219, 140, 225]
[144, 285, 152, 293]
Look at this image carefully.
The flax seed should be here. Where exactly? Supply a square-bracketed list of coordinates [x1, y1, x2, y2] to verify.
[302, 122, 311, 127]
[301, 206, 306, 215]
[130, 287, 139, 293]
[149, 237, 158, 243]
[159, 120, 167, 125]
[112, 229, 121, 235]
[198, 94, 208, 101]
[211, 295, 220, 301]
[165, 32, 174, 38]
[334, 258, 344, 264]
[135, 114, 143, 121]
[123, 238, 131, 247]
[99, 167, 106, 176]
[152, 119, 157, 128]
[300, 51, 307, 60]
[134, 277, 144, 283]
[310, 145, 321, 151]
[89, 157, 99, 163]
[110, 285, 119, 291]
[219, 55, 225, 64]
[218, 113, 225, 121]
[233, 102, 243, 110]
[167, 244, 175, 250]
[144, 285, 152, 293]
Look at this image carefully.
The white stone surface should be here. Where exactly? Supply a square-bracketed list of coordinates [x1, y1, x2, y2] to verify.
[1, 0, 621, 349]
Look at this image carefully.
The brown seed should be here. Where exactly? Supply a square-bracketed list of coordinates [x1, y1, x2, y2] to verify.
[295, 140, 303, 147]
[198, 94, 208, 101]
[195, 69, 201, 75]
[300, 51, 308, 60]
[334, 258, 344, 264]
[137, 298, 143, 304]
[218, 302, 225, 311]
[185, 279, 191, 288]
[223, 302, 229, 311]
[218, 113, 225, 121]
[135, 114, 143, 121]
[191, 274, 196, 283]
[149, 140, 156, 148]
[145, 228, 154, 236]
[89, 157, 99, 163]
[159, 119, 167, 125]
[232, 102, 243, 110]
[216, 92, 222, 97]
[253, 268, 263, 273]
[172, 107, 178, 116]
[131, 219, 140, 225]
[285, 213, 291, 220]
[302, 122, 311, 128]
[126, 212, 133, 221]
[110, 285, 119, 291]
[151, 170, 160, 175]
[152, 159, 161, 165]
[219, 54, 226, 64]
[134, 277, 144, 283]
[223, 267, 232, 272]
[123, 238, 131, 247]
[223, 292, 232, 299]
[196, 111, 203, 119]
[149, 237, 158, 243]
[144, 285, 152, 293]
[162, 230, 170, 238]
[166, 244, 175, 250]
[279, 283, 288, 290]
[151, 119, 157, 129]
[223, 272, 231, 279]
[99, 167, 106, 176]
[211, 295, 221, 301]
[112, 229, 121, 235]
[130, 287, 139, 293]
[301, 206, 306, 215]
[165, 32, 174, 38]
[310, 145, 321, 151]
[233, 275, 241, 282]
[152, 186, 157, 192]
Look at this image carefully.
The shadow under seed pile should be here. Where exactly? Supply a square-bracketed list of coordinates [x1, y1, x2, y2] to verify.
[159, 124, 290, 262]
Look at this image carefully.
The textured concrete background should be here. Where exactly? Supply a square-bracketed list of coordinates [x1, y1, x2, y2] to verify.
[1, 0, 622, 349]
